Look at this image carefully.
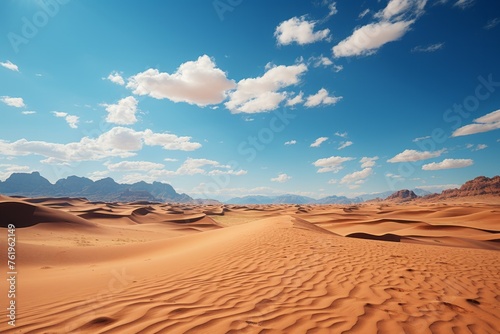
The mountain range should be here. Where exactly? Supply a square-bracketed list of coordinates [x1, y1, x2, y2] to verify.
[0, 172, 192, 203]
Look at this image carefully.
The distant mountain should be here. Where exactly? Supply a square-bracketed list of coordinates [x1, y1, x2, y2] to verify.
[425, 176, 500, 200]
[226, 194, 362, 205]
[315, 195, 362, 204]
[0, 172, 192, 203]
[385, 189, 418, 202]
[358, 188, 432, 202]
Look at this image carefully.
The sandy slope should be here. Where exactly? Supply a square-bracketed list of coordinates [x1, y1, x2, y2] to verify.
[0, 196, 499, 333]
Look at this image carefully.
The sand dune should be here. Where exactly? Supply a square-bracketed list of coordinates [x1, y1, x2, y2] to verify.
[0, 196, 499, 333]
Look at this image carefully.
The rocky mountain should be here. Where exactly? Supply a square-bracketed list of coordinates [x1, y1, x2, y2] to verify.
[425, 176, 500, 200]
[385, 189, 418, 202]
[0, 172, 192, 203]
[358, 188, 432, 202]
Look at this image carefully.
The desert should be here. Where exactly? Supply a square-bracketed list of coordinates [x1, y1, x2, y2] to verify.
[1, 183, 499, 333]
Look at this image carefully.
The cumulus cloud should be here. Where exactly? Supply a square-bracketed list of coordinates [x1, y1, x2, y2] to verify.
[338, 141, 353, 150]
[411, 43, 444, 53]
[1, 96, 25, 108]
[106, 160, 165, 171]
[387, 149, 445, 162]
[340, 167, 373, 184]
[310, 137, 328, 147]
[21, 111, 36, 115]
[304, 88, 342, 107]
[102, 96, 139, 125]
[0, 60, 19, 72]
[422, 158, 473, 170]
[271, 173, 292, 183]
[333, 20, 414, 57]
[127, 55, 235, 106]
[106, 71, 125, 85]
[313, 156, 354, 173]
[52, 111, 79, 129]
[0, 127, 201, 163]
[275, 16, 331, 45]
[452, 109, 500, 137]
[310, 55, 333, 67]
[225, 63, 307, 113]
[284, 140, 297, 145]
[360, 156, 378, 168]
[286, 92, 304, 107]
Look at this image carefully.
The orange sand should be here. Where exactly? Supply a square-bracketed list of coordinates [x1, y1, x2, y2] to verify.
[0, 196, 499, 333]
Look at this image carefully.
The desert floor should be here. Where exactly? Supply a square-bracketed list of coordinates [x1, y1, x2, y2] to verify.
[0, 196, 499, 333]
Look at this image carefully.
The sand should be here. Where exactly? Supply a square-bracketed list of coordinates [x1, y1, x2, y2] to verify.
[0, 196, 499, 333]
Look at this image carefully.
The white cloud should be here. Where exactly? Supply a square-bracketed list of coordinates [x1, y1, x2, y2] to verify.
[313, 156, 354, 173]
[284, 140, 297, 145]
[225, 63, 307, 113]
[310, 137, 329, 147]
[304, 88, 342, 107]
[338, 141, 353, 150]
[52, 111, 79, 129]
[127, 55, 235, 106]
[327, 2, 338, 17]
[208, 169, 247, 176]
[376, 0, 411, 20]
[0, 60, 19, 72]
[106, 160, 165, 171]
[52, 111, 68, 118]
[452, 109, 500, 137]
[141, 129, 201, 151]
[65, 115, 79, 129]
[102, 96, 139, 125]
[360, 156, 378, 168]
[484, 18, 500, 30]
[271, 173, 292, 183]
[359, 9, 370, 18]
[275, 16, 331, 45]
[0, 127, 201, 163]
[0, 164, 30, 181]
[333, 20, 414, 57]
[387, 149, 445, 162]
[335, 131, 348, 138]
[340, 167, 373, 184]
[1, 96, 25, 108]
[88, 170, 109, 181]
[413, 135, 431, 142]
[311, 55, 333, 67]
[412, 43, 444, 53]
[21, 111, 36, 115]
[474, 144, 487, 151]
[164, 158, 179, 162]
[454, 0, 474, 9]
[422, 158, 473, 170]
[106, 71, 125, 85]
[286, 91, 304, 106]
[328, 179, 338, 184]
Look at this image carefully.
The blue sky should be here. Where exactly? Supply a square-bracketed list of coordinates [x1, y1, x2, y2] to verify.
[1, 0, 499, 200]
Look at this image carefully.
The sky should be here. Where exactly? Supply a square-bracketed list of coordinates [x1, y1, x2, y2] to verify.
[0, 0, 499, 201]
